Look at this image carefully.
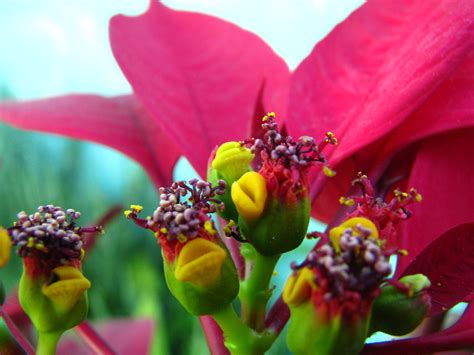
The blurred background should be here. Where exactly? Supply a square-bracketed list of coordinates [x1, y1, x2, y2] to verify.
[0, 0, 363, 353]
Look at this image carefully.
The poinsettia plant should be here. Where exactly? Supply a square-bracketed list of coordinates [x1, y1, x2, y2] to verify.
[1, 0, 474, 354]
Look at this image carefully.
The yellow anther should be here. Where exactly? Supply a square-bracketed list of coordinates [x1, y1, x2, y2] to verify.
[283, 267, 315, 306]
[41, 266, 91, 312]
[177, 234, 187, 243]
[80, 248, 85, 260]
[124, 210, 132, 218]
[204, 220, 217, 235]
[262, 112, 276, 122]
[211, 141, 254, 181]
[398, 249, 409, 256]
[175, 238, 227, 287]
[160, 227, 168, 234]
[323, 166, 336, 177]
[27, 237, 34, 248]
[0, 228, 11, 268]
[223, 220, 236, 235]
[35, 243, 45, 251]
[325, 131, 338, 145]
[410, 189, 423, 202]
[339, 197, 355, 206]
[231, 172, 268, 222]
[130, 205, 143, 212]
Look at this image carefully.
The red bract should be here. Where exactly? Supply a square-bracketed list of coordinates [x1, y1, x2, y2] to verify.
[1, 0, 474, 353]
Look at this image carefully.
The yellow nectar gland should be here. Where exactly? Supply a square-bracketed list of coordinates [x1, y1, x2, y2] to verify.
[283, 267, 315, 306]
[231, 172, 268, 222]
[175, 238, 227, 287]
[211, 142, 254, 182]
[0, 228, 11, 268]
[329, 217, 379, 253]
[42, 266, 91, 312]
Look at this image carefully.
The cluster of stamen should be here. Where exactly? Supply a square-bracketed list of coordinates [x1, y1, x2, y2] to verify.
[293, 225, 392, 300]
[8, 205, 99, 264]
[340, 172, 422, 244]
[241, 112, 337, 170]
[126, 179, 226, 242]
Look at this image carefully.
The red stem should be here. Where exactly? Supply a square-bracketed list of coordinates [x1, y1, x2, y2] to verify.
[0, 306, 35, 354]
[264, 297, 290, 335]
[199, 316, 229, 355]
[75, 321, 116, 354]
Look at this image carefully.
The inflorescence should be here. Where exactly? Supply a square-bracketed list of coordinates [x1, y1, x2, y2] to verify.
[8, 205, 100, 264]
[241, 112, 337, 171]
[293, 224, 392, 301]
[126, 179, 226, 242]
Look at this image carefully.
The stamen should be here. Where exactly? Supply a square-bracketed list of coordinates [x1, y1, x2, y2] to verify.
[8, 205, 100, 264]
[126, 179, 226, 243]
[342, 173, 421, 245]
[294, 228, 392, 300]
[241, 113, 336, 172]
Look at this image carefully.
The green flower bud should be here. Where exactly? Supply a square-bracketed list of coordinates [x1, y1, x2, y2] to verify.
[232, 171, 309, 256]
[283, 267, 369, 355]
[19, 264, 90, 335]
[163, 237, 239, 315]
[208, 142, 255, 221]
[369, 274, 431, 336]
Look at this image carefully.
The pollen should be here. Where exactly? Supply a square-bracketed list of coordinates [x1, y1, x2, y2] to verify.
[339, 197, 355, 206]
[323, 166, 337, 177]
[124, 210, 132, 218]
[130, 205, 143, 213]
[204, 220, 216, 235]
[325, 132, 338, 145]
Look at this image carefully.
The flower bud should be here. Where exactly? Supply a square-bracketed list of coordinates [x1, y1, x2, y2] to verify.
[284, 267, 369, 355]
[6, 204, 99, 353]
[283, 220, 394, 355]
[0, 228, 11, 268]
[208, 142, 254, 221]
[369, 274, 431, 336]
[19, 263, 90, 334]
[164, 237, 239, 315]
[232, 171, 310, 256]
[126, 180, 239, 316]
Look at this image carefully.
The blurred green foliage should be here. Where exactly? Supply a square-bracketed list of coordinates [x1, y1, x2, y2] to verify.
[0, 91, 208, 354]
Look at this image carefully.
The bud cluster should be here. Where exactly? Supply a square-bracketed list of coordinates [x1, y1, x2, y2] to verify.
[8, 205, 96, 264]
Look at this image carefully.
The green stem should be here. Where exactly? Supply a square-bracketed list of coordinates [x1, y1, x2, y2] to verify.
[239, 244, 280, 331]
[37, 331, 62, 355]
[212, 304, 274, 355]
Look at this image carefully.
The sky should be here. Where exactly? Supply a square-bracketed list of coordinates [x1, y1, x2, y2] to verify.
[0, 0, 364, 99]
